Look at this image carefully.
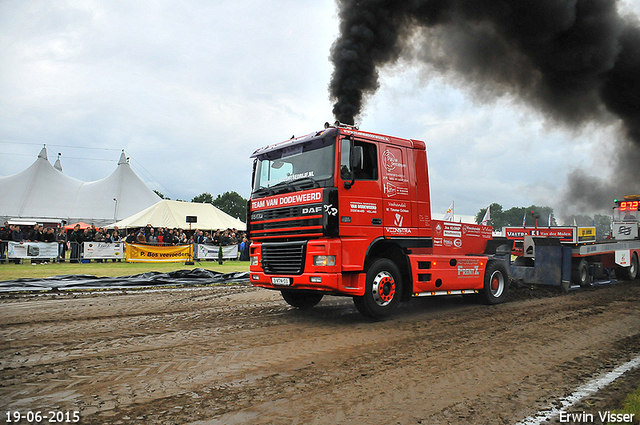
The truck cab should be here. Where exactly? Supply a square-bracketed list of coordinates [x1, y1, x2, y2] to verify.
[248, 123, 507, 318]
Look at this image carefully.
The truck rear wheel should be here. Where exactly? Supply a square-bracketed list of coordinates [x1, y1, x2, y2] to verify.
[353, 258, 402, 319]
[480, 261, 509, 305]
[281, 290, 324, 309]
[617, 253, 639, 281]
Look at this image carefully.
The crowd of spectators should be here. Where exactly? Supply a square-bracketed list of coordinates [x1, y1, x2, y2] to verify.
[0, 222, 251, 263]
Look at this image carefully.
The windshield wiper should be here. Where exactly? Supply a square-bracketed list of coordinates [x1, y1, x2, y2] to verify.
[287, 176, 320, 188]
[254, 186, 275, 196]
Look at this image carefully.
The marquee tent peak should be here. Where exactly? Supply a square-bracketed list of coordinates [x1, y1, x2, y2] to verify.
[118, 150, 128, 165]
[38, 145, 47, 160]
[54, 153, 63, 172]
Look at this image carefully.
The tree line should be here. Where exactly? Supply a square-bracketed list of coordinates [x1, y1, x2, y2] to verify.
[475, 203, 612, 240]
[154, 190, 247, 221]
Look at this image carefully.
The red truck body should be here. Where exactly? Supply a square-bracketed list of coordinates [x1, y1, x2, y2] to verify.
[247, 124, 508, 318]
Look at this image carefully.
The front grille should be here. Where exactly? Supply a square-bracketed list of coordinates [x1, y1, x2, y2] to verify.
[262, 241, 306, 275]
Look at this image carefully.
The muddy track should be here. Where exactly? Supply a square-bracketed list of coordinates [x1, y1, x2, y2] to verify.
[1, 280, 639, 425]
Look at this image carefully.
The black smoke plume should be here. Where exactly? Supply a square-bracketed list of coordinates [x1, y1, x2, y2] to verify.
[329, 0, 640, 213]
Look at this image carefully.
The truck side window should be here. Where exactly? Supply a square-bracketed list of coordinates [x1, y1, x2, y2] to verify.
[354, 141, 378, 180]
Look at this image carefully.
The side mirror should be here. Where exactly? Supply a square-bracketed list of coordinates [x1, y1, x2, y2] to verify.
[341, 138, 362, 189]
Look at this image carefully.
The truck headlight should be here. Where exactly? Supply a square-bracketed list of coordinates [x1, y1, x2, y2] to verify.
[313, 255, 336, 267]
[250, 256, 259, 266]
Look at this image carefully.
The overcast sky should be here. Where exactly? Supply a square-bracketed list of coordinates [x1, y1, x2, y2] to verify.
[1, 0, 638, 222]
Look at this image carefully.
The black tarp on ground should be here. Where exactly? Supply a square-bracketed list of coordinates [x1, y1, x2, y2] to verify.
[0, 269, 250, 292]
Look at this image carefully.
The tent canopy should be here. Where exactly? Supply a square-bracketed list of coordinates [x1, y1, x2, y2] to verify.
[64, 222, 92, 230]
[0, 148, 160, 226]
[107, 200, 246, 231]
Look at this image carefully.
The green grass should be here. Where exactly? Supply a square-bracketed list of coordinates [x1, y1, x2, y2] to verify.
[0, 259, 249, 282]
[608, 384, 640, 425]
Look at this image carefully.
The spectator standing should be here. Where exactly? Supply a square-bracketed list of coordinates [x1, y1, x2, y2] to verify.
[239, 236, 250, 261]
[56, 228, 66, 262]
[136, 228, 146, 244]
[12, 225, 25, 243]
[0, 222, 9, 263]
[93, 228, 105, 242]
[68, 224, 82, 263]
[43, 228, 55, 242]
[146, 227, 159, 245]
[125, 230, 136, 243]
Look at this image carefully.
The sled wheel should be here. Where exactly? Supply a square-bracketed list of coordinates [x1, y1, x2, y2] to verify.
[481, 261, 509, 305]
[281, 290, 324, 309]
[572, 259, 591, 287]
[617, 253, 639, 281]
[353, 258, 402, 319]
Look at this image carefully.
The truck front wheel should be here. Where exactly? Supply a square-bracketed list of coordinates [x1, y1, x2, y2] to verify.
[480, 261, 509, 305]
[353, 258, 403, 319]
[281, 290, 324, 309]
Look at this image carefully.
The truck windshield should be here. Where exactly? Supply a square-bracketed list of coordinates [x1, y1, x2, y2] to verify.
[252, 136, 335, 194]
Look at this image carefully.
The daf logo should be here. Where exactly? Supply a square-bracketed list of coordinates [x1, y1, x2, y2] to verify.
[251, 212, 264, 220]
[302, 206, 323, 214]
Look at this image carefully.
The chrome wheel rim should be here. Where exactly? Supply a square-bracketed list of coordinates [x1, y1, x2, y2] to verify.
[372, 271, 396, 307]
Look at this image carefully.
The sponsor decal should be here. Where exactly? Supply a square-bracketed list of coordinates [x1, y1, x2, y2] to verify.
[324, 204, 338, 216]
[350, 202, 378, 214]
[384, 182, 409, 197]
[383, 149, 400, 172]
[385, 227, 412, 235]
[264, 171, 315, 187]
[353, 131, 390, 142]
[457, 258, 481, 277]
[444, 230, 462, 238]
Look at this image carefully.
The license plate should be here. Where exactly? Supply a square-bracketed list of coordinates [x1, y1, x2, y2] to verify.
[271, 277, 291, 286]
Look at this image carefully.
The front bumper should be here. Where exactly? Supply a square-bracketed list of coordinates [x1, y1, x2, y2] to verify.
[250, 239, 366, 296]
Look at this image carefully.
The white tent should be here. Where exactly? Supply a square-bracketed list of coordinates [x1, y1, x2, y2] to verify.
[0, 147, 161, 226]
[71, 151, 161, 223]
[108, 199, 246, 231]
[0, 147, 83, 221]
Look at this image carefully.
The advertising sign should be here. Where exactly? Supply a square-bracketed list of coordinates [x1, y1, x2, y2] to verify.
[502, 227, 577, 243]
[83, 242, 123, 259]
[194, 244, 238, 260]
[126, 243, 192, 263]
[8, 242, 59, 259]
[577, 227, 596, 243]
[613, 222, 639, 241]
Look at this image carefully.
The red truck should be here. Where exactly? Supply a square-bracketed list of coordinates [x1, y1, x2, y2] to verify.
[247, 122, 510, 318]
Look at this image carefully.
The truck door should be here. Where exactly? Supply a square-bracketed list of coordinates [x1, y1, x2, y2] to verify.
[338, 136, 382, 271]
[380, 144, 413, 237]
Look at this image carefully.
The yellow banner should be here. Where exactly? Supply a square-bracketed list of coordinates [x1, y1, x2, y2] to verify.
[126, 243, 192, 263]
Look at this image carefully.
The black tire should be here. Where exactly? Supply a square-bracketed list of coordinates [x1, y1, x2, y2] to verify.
[353, 258, 402, 319]
[617, 253, 639, 281]
[572, 258, 591, 287]
[480, 261, 509, 305]
[280, 290, 324, 309]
